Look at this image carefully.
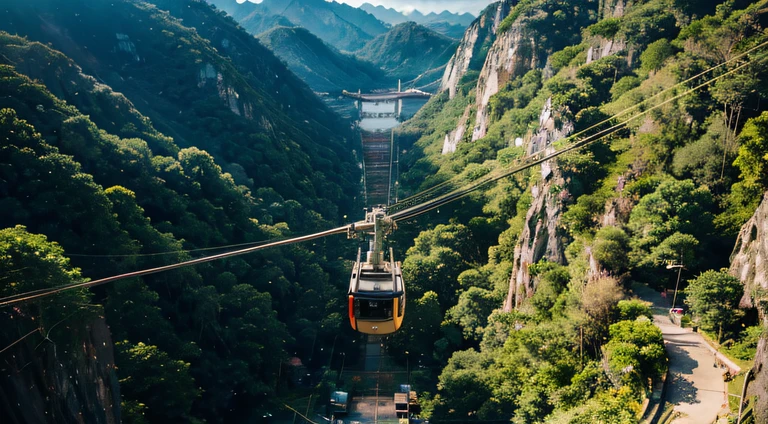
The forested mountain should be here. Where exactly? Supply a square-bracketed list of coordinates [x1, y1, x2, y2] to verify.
[258, 26, 385, 93]
[208, 0, 388, 51]
[210, 1, 459, 104]
[385, 0, 768, 422]
[0, 0, 363, 422]
[356, 22, 458, 87]
[2, 0, 359, 217]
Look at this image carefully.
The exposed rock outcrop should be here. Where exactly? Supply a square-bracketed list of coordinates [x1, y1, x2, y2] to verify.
[198, 62, 254, 119]
[442, 105, 472, 154]
[440, 0, 515, 99]
[504, 98, 571, 311]
[730, 191, 768, 423]
[115, 33, 140, 62]
[0, 318, 120, 424]
[584, 0, 631, 66]
[471, 15, 538, 141]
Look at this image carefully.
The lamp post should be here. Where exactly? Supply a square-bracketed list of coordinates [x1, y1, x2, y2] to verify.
[666, 263, 684, 310]
[405, 351, 410, 385]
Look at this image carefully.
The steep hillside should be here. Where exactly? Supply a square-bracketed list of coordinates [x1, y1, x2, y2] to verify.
[232, 9, 296, 35]
[356, 21, 458, 86]
[731, 191, 768, 422]
[258, 26, 385, 93]
[0, 26, 361, 424]
[441, 0, 516, 98]
[2, 0, 360, 220]
[387, 0, 768, 422]
[209, 0, 387, 51]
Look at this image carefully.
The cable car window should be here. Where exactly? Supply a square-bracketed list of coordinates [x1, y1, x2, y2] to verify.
[356, 299, 393, 319]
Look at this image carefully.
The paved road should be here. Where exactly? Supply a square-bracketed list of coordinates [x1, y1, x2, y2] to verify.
[342, 336, 404, 423]
[634, 285, 727, 423]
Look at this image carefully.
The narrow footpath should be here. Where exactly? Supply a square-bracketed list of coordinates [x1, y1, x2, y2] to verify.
[634, 284, 729, 423]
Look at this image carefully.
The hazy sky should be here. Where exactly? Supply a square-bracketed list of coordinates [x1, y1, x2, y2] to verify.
[238, 0, 496, 15]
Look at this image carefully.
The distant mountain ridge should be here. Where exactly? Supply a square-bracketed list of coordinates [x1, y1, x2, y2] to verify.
[208, 0, 388, 51]
[360, 3, 475, 27]
[360, 3, 473, 39]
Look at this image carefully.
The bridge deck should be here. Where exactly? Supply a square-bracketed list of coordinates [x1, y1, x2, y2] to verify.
[361, 130, 393, 206]
[343, 89, 431, 102]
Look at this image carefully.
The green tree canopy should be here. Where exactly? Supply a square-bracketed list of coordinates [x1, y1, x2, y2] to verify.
[640, 39, 674, 72]
[115, 341, 200, 422]
[628, 179, 713, 257]
[684, 269, 745, 342]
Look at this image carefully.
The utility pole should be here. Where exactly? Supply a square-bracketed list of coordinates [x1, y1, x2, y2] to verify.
[667, 262, 685, 310]
[406, 351, 410, 385]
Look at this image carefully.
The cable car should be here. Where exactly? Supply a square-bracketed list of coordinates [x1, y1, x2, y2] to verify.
[348, 208, 405, 334]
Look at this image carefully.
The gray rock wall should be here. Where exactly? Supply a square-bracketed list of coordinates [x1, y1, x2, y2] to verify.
[0, 318, 121, 424]
[730, 191, 768, 423]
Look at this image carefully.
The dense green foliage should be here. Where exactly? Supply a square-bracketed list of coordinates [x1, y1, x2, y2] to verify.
[2, 0, 360, 222]
[0, 1, 365, 421]
[684, 269, 746, 342]
[389, 0, 767, 422]
[2, 0, 767, 423]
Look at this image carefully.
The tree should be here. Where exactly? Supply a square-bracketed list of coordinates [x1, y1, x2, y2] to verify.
[434, 349, 494, 420]
[388, 291, 442, 361]
[684, 269, 745, 342]
[529, 262, 570, 319]
[580, 276, 624, 344]
[447, 287, 496, 341]
[642, 232, 699, 268]
[115, 341, 200, 422]
[640, 39, 674, 72]
[592, 226, 630, 275]
[615, 299, 653, 322]
[0, 226, 93, 340]
[607, 320, 665, 379]
[628, 179, 713, 259]
[734, 111, 768, 192]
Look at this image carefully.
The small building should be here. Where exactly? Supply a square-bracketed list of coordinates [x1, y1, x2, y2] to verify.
[394, 393, 409, 418]
[329, 391, 349, 416]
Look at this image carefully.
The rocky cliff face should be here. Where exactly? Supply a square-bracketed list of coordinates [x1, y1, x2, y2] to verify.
[198, 61, 254, 119]
[471, 17, 538, 142]
[584, 0, 631, 66]
[0, 318, 120, 424]
[440, 0, 515, 99]
[730, 191, 768, 423]
[503, 98, 571, 311]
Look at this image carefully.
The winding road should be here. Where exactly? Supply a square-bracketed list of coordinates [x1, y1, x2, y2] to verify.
[634, 284, 729, 423]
